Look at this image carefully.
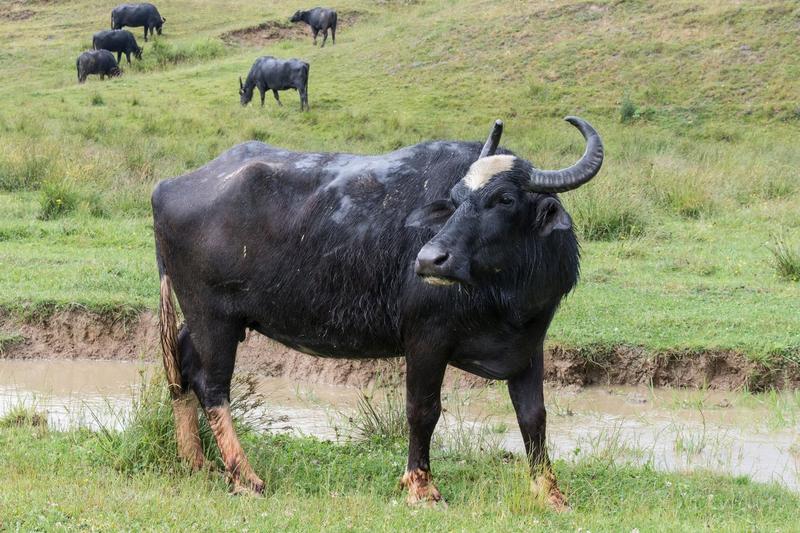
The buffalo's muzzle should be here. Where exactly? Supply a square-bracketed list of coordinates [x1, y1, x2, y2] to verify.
[415, 244, 467, 286]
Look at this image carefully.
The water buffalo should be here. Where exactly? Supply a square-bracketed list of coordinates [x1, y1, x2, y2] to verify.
[239, 56, 309, 111]
[93, 29, 143, 65]
[153, 117, 603, 509]
[111, 3, 165, 42]
[290, 7, 337, 47]
[76, 49, 122, 83]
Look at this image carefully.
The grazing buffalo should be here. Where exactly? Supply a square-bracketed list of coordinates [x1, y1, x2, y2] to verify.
[290, 7, 337, 47]
[239, 56, 309, 111]
[93, 29, 143, 65]
[76, 49, 122, 83]
[153, 117, 603, 509]
[111, 3, 165, 42]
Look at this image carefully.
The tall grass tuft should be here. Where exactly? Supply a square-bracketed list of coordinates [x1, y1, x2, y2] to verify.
[95, 371, 281, 474]
[619, 95, 638, 124]
[566, 182, 648, 241]
[768, 234, 800, 282]
[346, 383, 408, 445]
[0, 403, 48, 431]
[0, 146, 55, 191]
[38, 178, 78, 220]
[137, 39, 226, 71]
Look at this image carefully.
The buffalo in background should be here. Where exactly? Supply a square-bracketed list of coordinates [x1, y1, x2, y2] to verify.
[111, 3, 165, 42]
[93, 29, 143, 65]
[291, 7, 337, 47]
[240, 56, 310, 111]
[76, 49, 122, 83]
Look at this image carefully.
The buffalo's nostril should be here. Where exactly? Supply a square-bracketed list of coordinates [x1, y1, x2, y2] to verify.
[432, 252, 449, 266]
[416, 245, 451, 274]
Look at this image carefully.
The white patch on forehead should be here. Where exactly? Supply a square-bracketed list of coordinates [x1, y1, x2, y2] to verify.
[462, 155, 516, 191]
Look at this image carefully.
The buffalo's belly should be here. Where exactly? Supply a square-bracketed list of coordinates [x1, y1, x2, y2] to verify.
[249, 318, 401, 359]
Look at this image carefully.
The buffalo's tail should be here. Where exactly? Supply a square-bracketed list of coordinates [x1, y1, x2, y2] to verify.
[159, 271, 182, 399]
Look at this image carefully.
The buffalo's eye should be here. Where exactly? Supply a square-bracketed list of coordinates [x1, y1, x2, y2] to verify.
[495, 194, 515, 207]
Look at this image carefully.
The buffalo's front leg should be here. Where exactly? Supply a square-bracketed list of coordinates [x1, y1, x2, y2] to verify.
[508, 346, 568, 511]
[401, 355, 447, 505]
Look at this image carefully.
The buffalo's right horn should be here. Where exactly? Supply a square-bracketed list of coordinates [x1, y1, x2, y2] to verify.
[525, 116, 604, 193]
[479, 119, 503, 158]
[239, 76, 243, 90]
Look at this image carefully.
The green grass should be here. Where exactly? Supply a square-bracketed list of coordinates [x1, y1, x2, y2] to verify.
[4, 426, 799, 531]
[2, 380, 799, 531]
[0, 0, 798, 363]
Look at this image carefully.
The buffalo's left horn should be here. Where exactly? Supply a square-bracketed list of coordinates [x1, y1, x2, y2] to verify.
[239, 76, 243, 90]
[526, 116, 604, 193]
[479, 119, 503, 158]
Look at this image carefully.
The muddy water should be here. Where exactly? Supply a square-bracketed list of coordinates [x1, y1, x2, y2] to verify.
[1, 359, 798, 490]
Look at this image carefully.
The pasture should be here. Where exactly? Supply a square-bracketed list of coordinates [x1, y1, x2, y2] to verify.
[0, 0, 799, 529]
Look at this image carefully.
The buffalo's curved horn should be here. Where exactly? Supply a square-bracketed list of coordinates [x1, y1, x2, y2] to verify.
[239, 76, 244, 90]
[479, 119, 503, 158]
[526, 116, 604, 193]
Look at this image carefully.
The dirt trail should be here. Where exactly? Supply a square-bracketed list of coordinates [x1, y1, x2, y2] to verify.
[1, 310, 797, 391]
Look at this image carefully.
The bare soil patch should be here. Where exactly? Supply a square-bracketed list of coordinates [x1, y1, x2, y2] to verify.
[221, 21, 308, 47]
[1, 9, 35, 21]
[2, 310, 797, 391]
[221, 11, 369, 47]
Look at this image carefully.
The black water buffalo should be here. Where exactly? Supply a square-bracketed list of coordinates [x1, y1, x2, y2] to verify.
[111, 3, 165, 42]
[239, 56, 309, 111]
[153, 117, 603, 509]
[76, 49, 122, 83]
[290, 7, 337, 47]
[93, 29, 143, 65]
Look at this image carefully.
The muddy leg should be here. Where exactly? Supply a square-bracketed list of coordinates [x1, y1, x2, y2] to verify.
[190, 320, 264, 495]
[172, 326, 205, 469]
[173, 390, 205, 469]
[312, 28, 319, 45]
[400, 355, 447, 505]
[321, 29, 328, 47]
[507, 343, 568, 511]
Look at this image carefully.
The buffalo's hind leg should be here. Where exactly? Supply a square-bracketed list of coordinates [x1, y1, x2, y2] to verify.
[172, 325, 206, 470]
[400, 353, 447, 506]
[272, 89, 282, 106]
[507, 343, 568, 511]
[189, 318, 264, 495]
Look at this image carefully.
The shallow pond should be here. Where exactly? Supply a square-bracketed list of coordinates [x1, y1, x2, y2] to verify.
[1, 359, 798, 490]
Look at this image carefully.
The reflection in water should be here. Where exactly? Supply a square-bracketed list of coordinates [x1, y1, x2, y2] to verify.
[0, 359, 798, 490]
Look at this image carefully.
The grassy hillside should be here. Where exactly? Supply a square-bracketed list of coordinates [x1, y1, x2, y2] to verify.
[0, 0, 798, 360]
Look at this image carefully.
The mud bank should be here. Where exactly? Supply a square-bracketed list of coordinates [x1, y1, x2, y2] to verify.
[1, 311, 798, 391]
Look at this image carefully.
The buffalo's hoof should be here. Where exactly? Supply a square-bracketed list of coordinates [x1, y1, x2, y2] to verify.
[231, 477, 265, 497]
[531, 472, 570, 512]
[400, 469, 447, 508]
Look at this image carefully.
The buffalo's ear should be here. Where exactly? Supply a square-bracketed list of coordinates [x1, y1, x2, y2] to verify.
[405, 199, 455, 231]
[535, 197, 572, 236]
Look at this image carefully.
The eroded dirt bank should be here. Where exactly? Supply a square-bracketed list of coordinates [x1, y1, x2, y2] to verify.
[1, 311, 797, 391]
